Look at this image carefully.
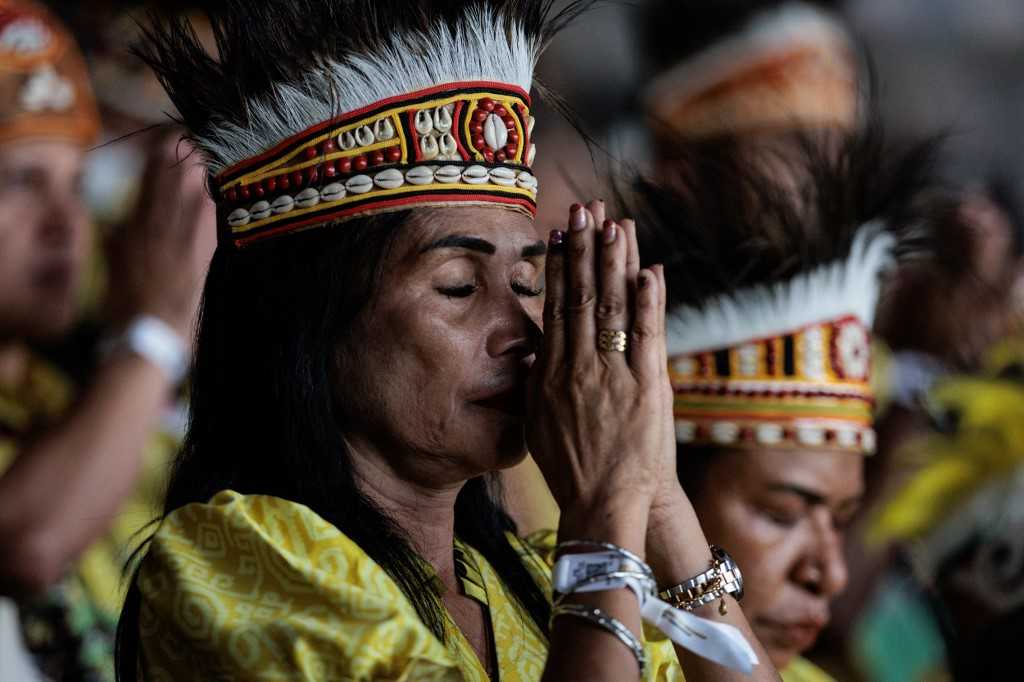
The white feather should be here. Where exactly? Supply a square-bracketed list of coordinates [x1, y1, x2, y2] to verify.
[201, 7, 535, 174]
[666, 223, 894, 356]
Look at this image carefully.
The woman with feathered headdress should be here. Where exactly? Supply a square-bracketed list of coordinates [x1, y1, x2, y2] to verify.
[114, 2, 774, 680]
[622, 123, 951, 681]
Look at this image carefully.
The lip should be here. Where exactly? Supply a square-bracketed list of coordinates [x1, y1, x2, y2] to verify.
[756, 618, 826, 654]
[470, 380, 527, 417]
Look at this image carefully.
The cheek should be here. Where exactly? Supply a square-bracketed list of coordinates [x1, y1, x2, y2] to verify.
[354, 300, 481, 434]
[694, 495, 798, 613]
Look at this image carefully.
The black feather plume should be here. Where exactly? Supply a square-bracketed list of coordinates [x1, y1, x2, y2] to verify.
[619, 121, 953, 312]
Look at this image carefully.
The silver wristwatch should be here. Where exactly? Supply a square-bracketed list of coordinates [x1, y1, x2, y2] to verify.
[658, 545, 744, 615]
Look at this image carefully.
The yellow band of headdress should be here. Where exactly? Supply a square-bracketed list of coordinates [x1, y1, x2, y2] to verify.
[671, 315, 876, 453]
[214, 81, 537, 248]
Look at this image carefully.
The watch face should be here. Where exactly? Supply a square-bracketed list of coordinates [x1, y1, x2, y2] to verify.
[713, 545, 744, 602]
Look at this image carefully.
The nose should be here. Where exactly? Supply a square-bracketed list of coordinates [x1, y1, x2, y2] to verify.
[793, 519, 849, 599]
[38, 192, 87, 251]
[486, 291, 542, 360]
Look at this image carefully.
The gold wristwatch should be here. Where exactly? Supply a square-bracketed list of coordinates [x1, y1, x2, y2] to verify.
[658, 545, 744, 615]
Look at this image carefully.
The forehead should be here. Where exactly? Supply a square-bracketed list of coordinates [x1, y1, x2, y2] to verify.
[730, 447, 864, 499]
[399, 206, 540, 254]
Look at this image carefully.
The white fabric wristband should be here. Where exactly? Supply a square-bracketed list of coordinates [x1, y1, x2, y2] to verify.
[105, 315, 188, 384]
[552, 550, 759, 674]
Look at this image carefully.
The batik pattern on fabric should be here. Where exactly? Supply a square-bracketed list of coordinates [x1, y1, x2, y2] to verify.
[137, 491, 686, 681]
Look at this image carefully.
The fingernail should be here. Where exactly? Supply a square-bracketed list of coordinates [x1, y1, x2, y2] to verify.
[603, 222, 617, 244]
[570, 203, 582, 213]
[571, 206, 587, 231]
[638, 272, 649, 289]
[549, 229, 565, 247]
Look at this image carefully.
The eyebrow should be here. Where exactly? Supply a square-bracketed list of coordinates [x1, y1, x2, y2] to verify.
[419, 234, 547, 258]
[521, 240, 547, 258]
[420, 235, 496, 254]
[767, 483, 862, 511]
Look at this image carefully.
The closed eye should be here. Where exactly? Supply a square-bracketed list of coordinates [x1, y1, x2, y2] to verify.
[512, 281, 543, 297]
[437, 284, 477, 298]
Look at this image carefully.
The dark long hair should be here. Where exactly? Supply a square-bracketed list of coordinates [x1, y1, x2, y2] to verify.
[115, 215, 551, 679]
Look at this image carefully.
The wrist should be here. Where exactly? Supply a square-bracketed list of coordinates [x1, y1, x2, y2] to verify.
[101, 315, 189, 385]
[559, 496, 650, 558]
[648, 484, 694, 536]
[645, 488, 715, 587]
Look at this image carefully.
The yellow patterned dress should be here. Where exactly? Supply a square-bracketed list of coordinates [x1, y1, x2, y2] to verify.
[137, 490, 687, 681]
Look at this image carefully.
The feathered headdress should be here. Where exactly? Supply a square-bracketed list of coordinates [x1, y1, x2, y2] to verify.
[135, 0, 591, 247]
[624, 125, 946, 453]
[640, 0, 858, 141]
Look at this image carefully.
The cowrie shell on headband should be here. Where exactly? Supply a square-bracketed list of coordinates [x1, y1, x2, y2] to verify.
[250, 201, 271, 220]
[295, 187, 320, 209]
[320, 183, 346, 202]
[345, 174, 373, 194]
[227, 208, 250, 227]
[374, 168, 404, 190]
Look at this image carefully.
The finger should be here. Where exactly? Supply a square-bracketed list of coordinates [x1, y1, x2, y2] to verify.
[566, 203, 598, 362]
[541, 228, 568, 376]
[588, 198, 606, 231]
[620, 218, 640, 289]
[655, 264, 667, 344]
[596, 220, 629, 368]
[630, 268, 662, 383]
[619, 217, 640, 325]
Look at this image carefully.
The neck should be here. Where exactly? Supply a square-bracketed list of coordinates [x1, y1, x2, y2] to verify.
[0, 341, 30, 388]
[346, 435, 464, 586]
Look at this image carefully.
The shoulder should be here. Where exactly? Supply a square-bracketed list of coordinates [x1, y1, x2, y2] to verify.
[138, 490, 458, 680]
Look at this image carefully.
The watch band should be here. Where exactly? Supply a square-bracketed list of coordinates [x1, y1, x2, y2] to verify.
[658, 545, 743, 614]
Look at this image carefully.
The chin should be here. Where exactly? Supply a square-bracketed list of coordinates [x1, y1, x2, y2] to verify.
[768, 648, 798, 672]
[469, 420, 528, 473]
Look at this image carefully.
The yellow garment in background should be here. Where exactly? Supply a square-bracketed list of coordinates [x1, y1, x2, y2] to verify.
[138, 490, 687, 681]
[0, 350, 175, 616]
[781, 656, 836, 682]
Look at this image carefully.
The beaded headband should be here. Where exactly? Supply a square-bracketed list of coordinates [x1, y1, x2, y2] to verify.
[669, 228, 892, 454]
[671, 315, 875, 453]
[215, 81, 538, 248]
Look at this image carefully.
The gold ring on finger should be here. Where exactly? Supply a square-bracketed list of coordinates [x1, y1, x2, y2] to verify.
[598, 329, 628, 353]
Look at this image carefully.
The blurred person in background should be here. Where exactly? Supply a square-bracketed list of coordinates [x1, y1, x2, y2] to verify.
[815, 179, 1024, 682]
[867, 337, 1024, 682]
[0, 1, 213, 679]
[625, 123, 952, 682]
[638, 0, 859, 162]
